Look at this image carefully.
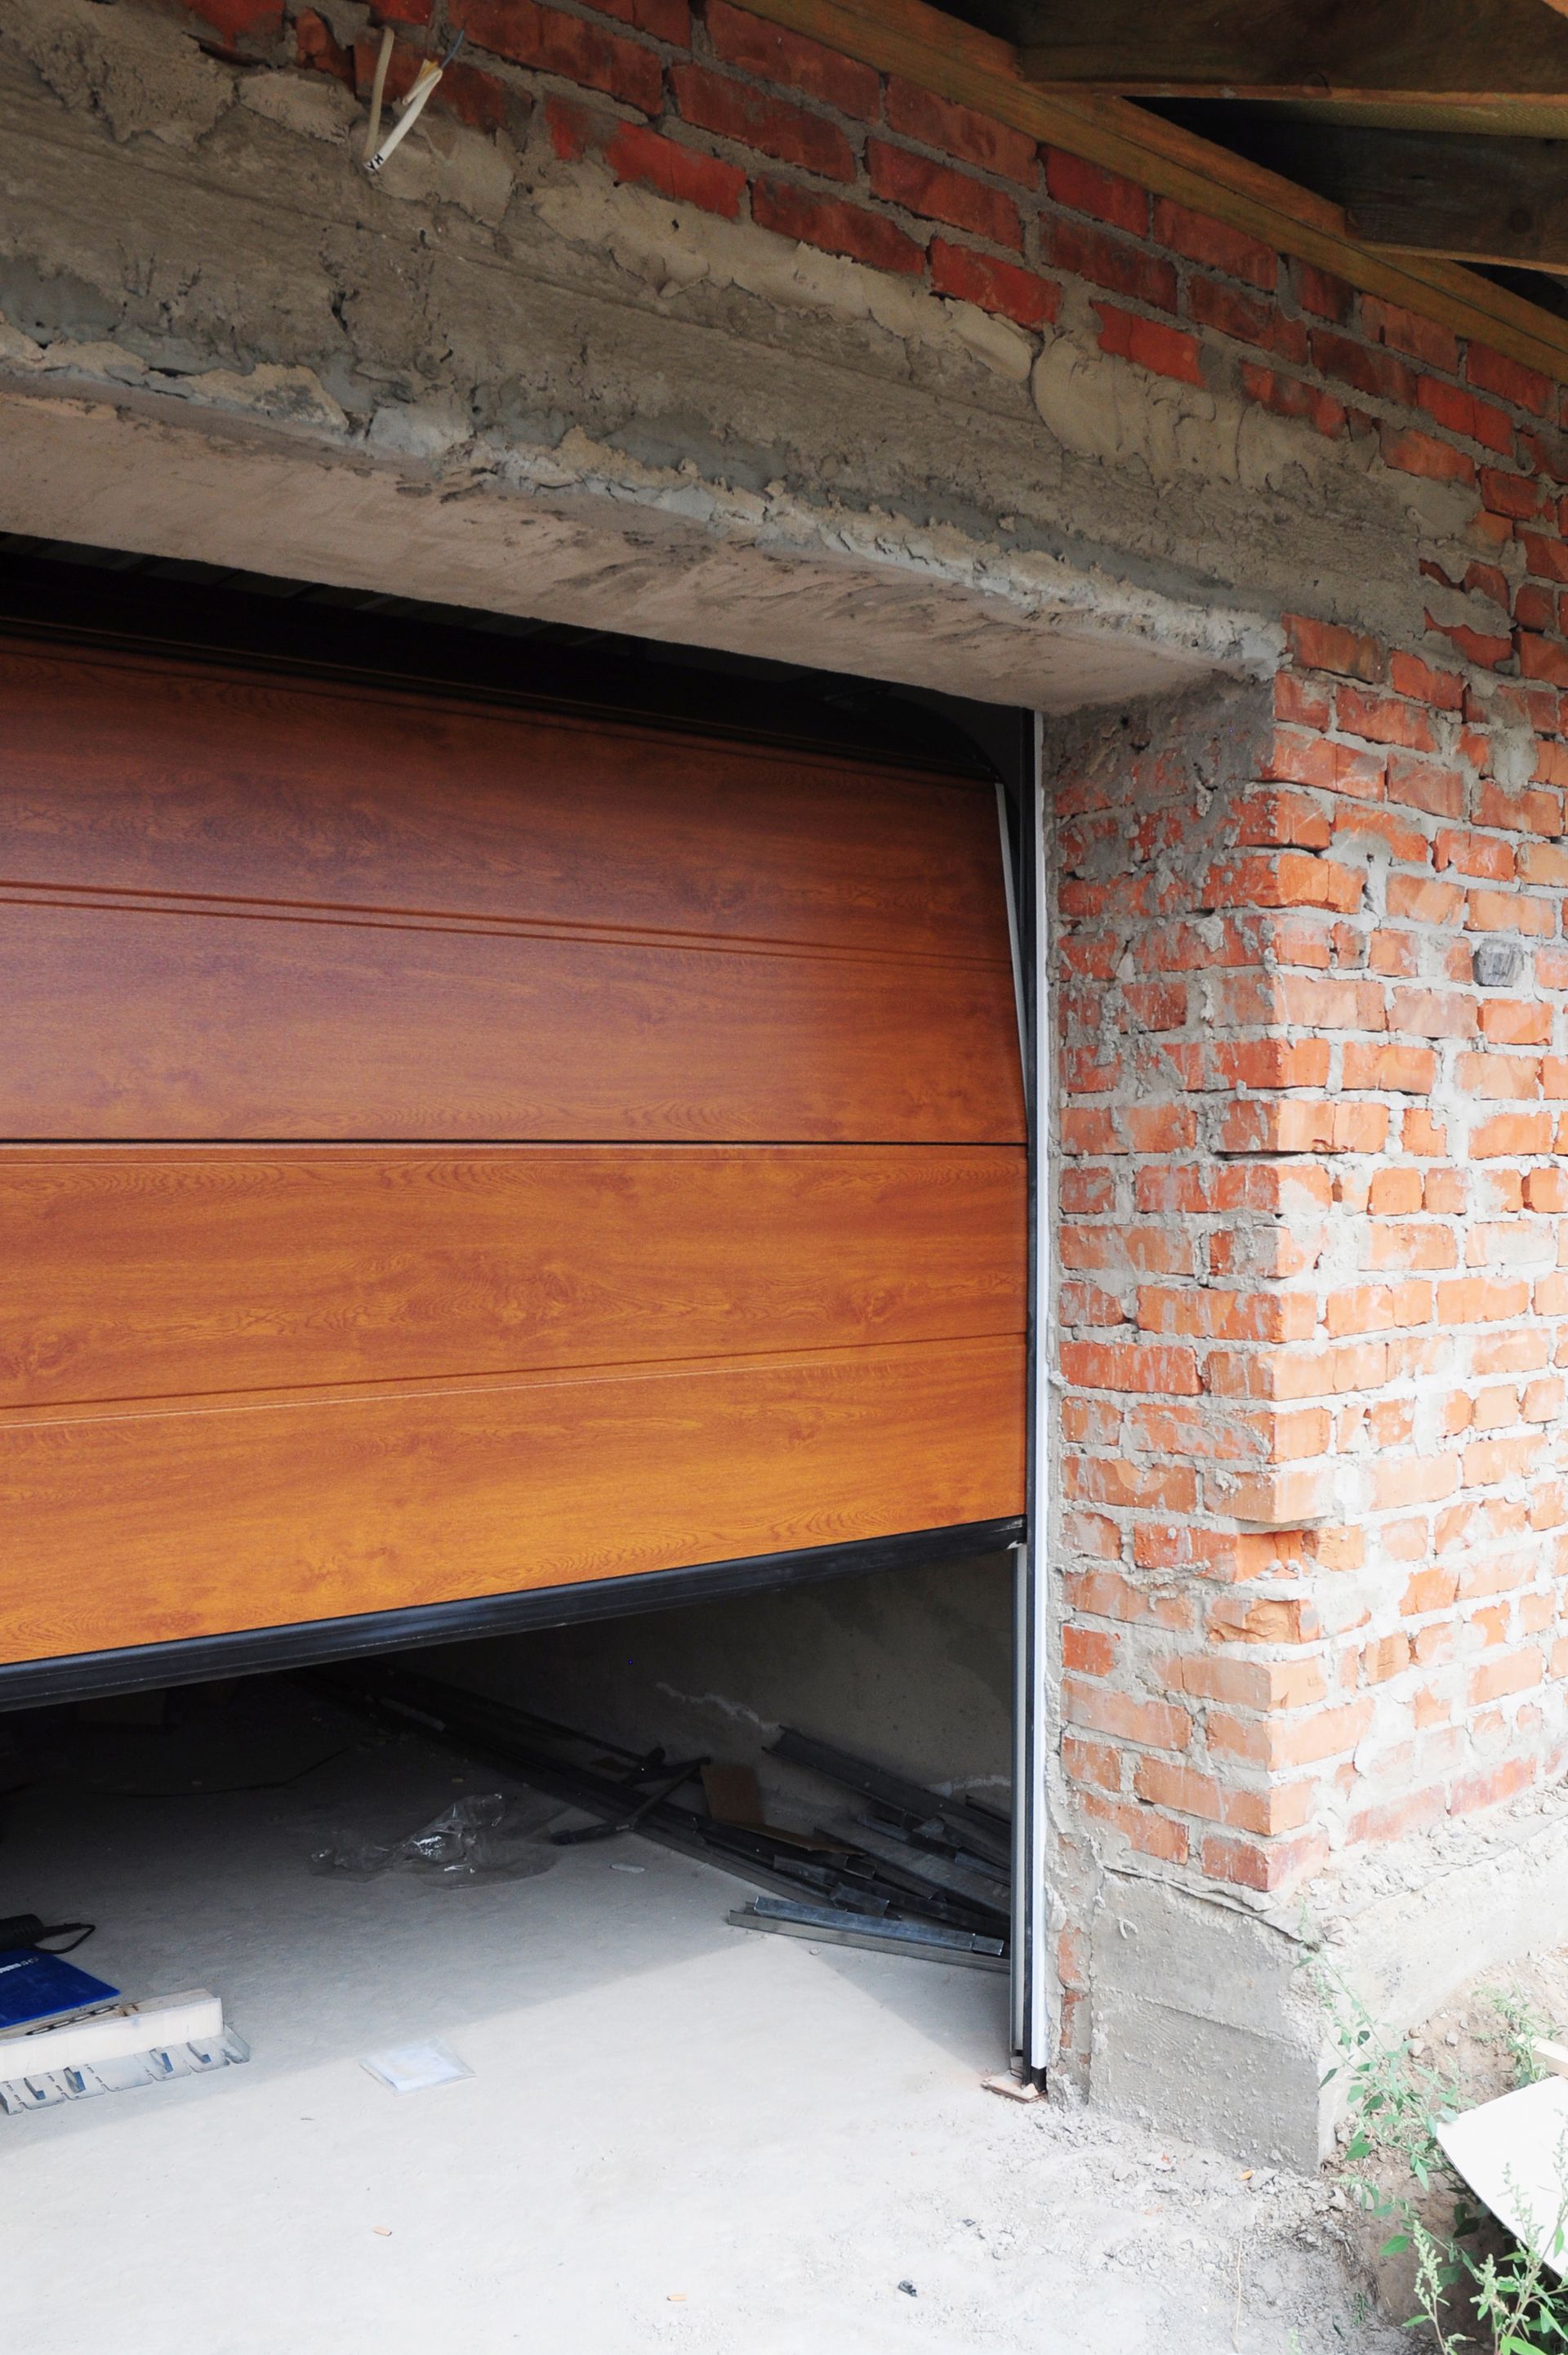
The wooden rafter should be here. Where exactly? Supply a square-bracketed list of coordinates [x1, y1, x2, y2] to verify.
[1256, 124, 1568, 274]
[1018, 0, 1568, 105]
[737, 0, 1568, 377]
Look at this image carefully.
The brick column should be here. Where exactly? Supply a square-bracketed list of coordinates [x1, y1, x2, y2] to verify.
[1049, 628, 1568, 2081]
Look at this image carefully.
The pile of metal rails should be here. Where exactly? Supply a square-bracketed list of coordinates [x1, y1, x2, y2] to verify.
[314, 1662, 1011, 1973]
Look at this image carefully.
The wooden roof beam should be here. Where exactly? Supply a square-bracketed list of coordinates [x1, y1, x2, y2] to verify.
[738, 0, 1568, 377]
[1267, 123, 1568, 273]
[1019, 0, 1568, 105]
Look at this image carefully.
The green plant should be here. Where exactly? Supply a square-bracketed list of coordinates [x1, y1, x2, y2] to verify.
[1406, 2150, 1568, 2355]
[1318, 1969, 1462, 2206]
[1317, 1969, 1568, 2353]
[1485, 1991, 1556, 2090]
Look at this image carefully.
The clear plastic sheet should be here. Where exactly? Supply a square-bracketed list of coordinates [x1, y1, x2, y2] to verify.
[310, 1791, 560, 1884]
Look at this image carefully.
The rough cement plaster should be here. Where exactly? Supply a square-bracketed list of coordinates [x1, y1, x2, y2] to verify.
[1303, 1782, 1568, 2090]
[0, 380, 1231, 710]
[421, 1551, 1014, 1823]
[1091, 1876, 1326, 2169]
[0, 14, 1265, 709]
[0, 0, 1496, 700]
[1089, 1784, 1568, 2165]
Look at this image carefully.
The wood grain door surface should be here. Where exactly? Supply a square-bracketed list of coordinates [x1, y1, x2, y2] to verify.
[0, 641, 1027, 1663]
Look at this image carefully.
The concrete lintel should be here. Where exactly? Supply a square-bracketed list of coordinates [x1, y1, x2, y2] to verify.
[0, 370, 1268, 714]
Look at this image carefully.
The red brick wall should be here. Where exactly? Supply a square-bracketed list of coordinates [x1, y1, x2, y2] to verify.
[176, 0, 1568, 2032]
[225, 0, 1562, 453]
[1049, 623, 1568, 1951]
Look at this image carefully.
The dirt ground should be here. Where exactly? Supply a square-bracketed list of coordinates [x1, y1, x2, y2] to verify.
[0, 1681, 1405, 2354]
[1396, 1950, 1568, 2113]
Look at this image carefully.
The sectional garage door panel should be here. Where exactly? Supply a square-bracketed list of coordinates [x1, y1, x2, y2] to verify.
[1, 638, 1027, 1666]
[0, 1339, 1025, 1662]
[0, 1146, 1026, 1410]
[2, 902, 1022, 1142]
[0, 645, 1022, 1144]
[0, 646, 1010, 956]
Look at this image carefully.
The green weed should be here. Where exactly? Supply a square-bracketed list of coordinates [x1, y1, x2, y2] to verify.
[1484, 1991, 1557, 2091]
[1318, 1970, 1568, 2351]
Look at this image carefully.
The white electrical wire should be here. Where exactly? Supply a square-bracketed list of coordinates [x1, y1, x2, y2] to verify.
[363, 25, 394, 167]
[366, 57, 441, 172]
[364, 31, 466, 176]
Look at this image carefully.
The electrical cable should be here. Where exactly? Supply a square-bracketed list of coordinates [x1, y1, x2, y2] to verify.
[35, 1920, 95, 1955]
[0, 1913, 95, 1954]
[365, 32, 466, 176]
[61, 1743, 357, 1800]
[363, 24, 395, 167]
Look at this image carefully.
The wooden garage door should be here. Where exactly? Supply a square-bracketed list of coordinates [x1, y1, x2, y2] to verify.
[0, 640, 1027, 1666]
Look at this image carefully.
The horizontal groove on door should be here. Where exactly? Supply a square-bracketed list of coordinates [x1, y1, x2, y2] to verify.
[0, 1144, 1027, 1411]
[1, 642, 1022, 1142]
[0, 885, 1007, 970]
[0, 1336, 1027, 1662]
[0, 647, 1004, 960]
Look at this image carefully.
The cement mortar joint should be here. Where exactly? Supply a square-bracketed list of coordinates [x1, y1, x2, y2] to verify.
[6, 0, 234, 145]
[530, 167, 1038, 379]
[238, 69, 359, 149]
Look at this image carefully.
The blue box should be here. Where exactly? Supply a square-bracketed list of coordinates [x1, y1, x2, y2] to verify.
[0, 1948, 120, 2034]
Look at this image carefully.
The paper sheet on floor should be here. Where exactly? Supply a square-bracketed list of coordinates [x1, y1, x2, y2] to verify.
[359, 2040, 473, 2094]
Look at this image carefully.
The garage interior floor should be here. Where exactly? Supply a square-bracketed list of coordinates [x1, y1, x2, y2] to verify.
[0, 1671, 1401, 2355]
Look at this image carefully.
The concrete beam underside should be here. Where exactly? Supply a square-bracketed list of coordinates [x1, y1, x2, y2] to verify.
[0, 372, 1236, 716]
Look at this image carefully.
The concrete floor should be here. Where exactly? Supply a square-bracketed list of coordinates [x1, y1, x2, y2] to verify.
[0, 1679, 1401, 2354]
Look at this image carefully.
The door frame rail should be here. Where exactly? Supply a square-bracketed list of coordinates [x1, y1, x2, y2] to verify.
[1002, 719, 1054, 2085]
